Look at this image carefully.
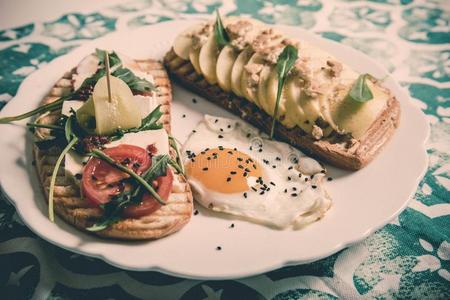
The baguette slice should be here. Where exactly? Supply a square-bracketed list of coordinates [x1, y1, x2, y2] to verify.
[164, 49, 400, 170]
[34, 56, 193, 240]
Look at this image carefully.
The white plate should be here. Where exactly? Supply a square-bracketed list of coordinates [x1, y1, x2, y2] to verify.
[0, 20, 429, 280]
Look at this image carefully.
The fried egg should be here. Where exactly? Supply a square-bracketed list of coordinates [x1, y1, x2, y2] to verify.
[182, 115, 332, 229]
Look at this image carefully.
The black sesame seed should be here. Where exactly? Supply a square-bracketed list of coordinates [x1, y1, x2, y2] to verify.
[227, 124, 231, 128]
[291, 193, 298, 197]
[251, 187, 257, 192]
[321, 170, 326, 174]
[192, 130, 196, 133]
[237, 157, 243, 161]
[298, 173, 302, 178]
[216, 246, 222, 250]
[249, 146, 253, 150]
[288, 166, 293, 170]
[292, 187, 297, 191]
[218, 135, 223, 139]
[253, 164, 257, 169]
[276, 157, 281, 161]
[230, 171, 237, 175]
[202, 167, 208, 171]
[305, 178, 309, 182]
[227, 177, 231, 182]
[246, 133, 251, 138]
[194, 210, 199, 215]
[258, 149, 262, 153]
[284, 189, 288, 193]
[182, 114, 186, 118]
[272, 165, 276, 168]
[234, 148, 237, 151]
[243, 192, 247, 198]
[259, 191, 265, 195]
[327, 177, 333, 181]
[75, 173, 82, 180]
[287, 176, 291, 181]
[270, 181, 276, 186]
[312, 185, 317, 189]
[311, 174, 315, 179]
[227, 151, 233, 155]
[220, 128, 223, 132]
[244, 168, 250, 172]
[215, 119, 219, 123]
[192, 98, 197, 103]
[230, 223, 235, 228]
[207, 157, 211, 160]
[218, 146, 224, 150]
[238, 165, 244, 169]
[243, 172, 248, 177]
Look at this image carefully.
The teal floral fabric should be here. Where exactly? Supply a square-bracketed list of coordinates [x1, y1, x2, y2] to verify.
[1, 0, 449, 299]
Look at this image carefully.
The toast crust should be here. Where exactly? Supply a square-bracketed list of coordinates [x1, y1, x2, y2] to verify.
[34, 58, 193, 240]
[163, 49, 400, 170]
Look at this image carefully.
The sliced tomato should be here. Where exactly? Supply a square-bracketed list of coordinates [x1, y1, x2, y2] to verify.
[123, 168, 173, 219]
[82, 144, 151, 206]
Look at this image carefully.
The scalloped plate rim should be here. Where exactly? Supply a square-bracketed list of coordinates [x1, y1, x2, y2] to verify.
[0, 20, 429, 280]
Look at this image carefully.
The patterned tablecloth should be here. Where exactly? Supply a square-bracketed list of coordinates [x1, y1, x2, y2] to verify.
[0, 0, 449, 299]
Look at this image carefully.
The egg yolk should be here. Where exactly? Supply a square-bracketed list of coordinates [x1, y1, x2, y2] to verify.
[186, 148, 262, 194]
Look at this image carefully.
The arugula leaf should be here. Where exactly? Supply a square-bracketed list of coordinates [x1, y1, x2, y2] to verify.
[110, 105, 163, 141]
[348, 74, 374, 103]
[0, 96, 67, 124]
[214, 10, 230, 48]
[86, 189, 132, 231]
[91, 149, 166, 205]
[140, 105, 163, 130]
[270, 45, 298, 139]
[95, 49, 122, 68]
[87, 155, 172, 231]
[112, 67, 156, 93]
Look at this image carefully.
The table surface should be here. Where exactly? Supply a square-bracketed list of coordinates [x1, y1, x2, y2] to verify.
[0, 0, 449, 299]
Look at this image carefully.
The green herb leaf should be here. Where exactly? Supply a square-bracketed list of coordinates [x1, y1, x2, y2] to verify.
[91, 149, 166, 205]
[110, 105, 163, 141]
[95, 49, 122, 68]
[270, 45, 298, 139]
[169, 135, 185, 175]
[214, 10, 230, 48]
[147, 155, 170, 179]
[112, 67, 156, 93]
[348, 74, 373, 103]
[86, 189, 132, 231]
[87, 154, 172, 232]
[0, 97, 67, 124]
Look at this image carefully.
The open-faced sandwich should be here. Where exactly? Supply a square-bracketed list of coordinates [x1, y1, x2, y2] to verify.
[164, 13, 400, 170]
[0, 49, 193, 239]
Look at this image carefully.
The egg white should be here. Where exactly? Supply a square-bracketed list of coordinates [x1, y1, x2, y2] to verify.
[182, 115, 332, 229]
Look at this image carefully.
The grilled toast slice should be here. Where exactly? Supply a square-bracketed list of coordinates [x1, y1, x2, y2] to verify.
[164, 49, 400, 170]
[34, 56, 193, 240]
